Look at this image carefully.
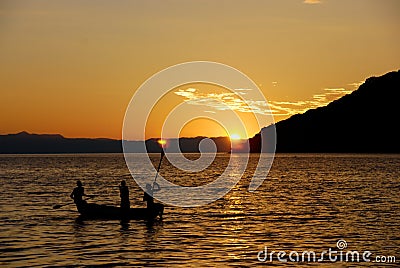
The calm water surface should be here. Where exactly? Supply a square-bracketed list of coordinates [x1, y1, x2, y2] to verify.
[0, 154, 399, 267]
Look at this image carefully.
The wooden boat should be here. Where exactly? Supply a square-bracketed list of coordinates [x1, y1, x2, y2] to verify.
[76, 202, 164, 220]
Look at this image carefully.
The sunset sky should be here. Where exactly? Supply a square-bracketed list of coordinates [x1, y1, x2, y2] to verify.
[1, 0, 399, 139]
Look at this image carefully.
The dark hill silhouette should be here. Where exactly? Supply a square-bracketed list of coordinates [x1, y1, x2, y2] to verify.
[250, 70, 400, 153]
[0, 132, 122, 153]
[0, 132, 231, 154]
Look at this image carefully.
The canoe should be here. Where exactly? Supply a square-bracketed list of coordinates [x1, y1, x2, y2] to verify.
[76, 202, 164, 220]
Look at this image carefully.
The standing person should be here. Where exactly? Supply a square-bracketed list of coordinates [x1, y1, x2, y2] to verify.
[119, 180, 130, 210]
[143, 182, 160, 209]
[70, 180, 86, 207]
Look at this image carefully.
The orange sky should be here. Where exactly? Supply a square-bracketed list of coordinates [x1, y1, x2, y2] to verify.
[143, 82, 263, 139]
[1, 1, 399, 139]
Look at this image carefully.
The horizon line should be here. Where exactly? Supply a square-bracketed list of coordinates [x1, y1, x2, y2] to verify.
[0, 131, 260, 141]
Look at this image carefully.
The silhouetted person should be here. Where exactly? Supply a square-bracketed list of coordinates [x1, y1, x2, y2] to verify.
[143, 182, 160, 209]
[119, 180, 130, 210]
[70, 180, 86, 206]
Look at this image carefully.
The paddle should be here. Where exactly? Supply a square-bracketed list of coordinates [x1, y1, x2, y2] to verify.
[53, 195, 94, 209]
[153, 148, 164, 185]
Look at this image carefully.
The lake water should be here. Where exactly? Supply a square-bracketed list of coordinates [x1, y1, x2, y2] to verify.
[0, 154, 399, 267]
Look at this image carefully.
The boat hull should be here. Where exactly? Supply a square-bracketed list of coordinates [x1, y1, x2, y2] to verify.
[76, 203, 164, 220]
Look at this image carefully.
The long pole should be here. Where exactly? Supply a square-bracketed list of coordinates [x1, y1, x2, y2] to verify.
[154, 149, 164, 184]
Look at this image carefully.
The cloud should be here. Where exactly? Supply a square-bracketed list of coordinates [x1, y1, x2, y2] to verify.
[348, 81, 364, 88]
[234, 88, 253, 95]
[268, 87, 355, 116]
[174, 88, 272, 115]
[175, 81, 360, 117]
[303, 0, 322, 4]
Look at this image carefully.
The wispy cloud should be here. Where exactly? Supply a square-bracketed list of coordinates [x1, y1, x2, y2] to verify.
[175, 81, 361, 117]
[268, 87, 355, 116]
[174, 88, 272, 115]
[303, 0, 322, 4]
[348, 81, 364, 88]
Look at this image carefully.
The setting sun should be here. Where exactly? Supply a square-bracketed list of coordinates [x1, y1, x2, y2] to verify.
[158, 139, 167, 146]
[230, 134, 241, 140]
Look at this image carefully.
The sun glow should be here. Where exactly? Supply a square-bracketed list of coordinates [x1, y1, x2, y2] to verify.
[230, 133, 241, 140]
[158, 139, 167, 146]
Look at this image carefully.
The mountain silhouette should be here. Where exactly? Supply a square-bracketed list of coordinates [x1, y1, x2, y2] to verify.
[250, 70, 400, 153]
[0, 132, 230, 154]
[0, 132, 122, 153]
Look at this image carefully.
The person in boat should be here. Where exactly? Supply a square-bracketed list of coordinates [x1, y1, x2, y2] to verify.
[119, 180, 130, 210]
[70, 180, 87, 207]
[143, 182, 161, 209]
